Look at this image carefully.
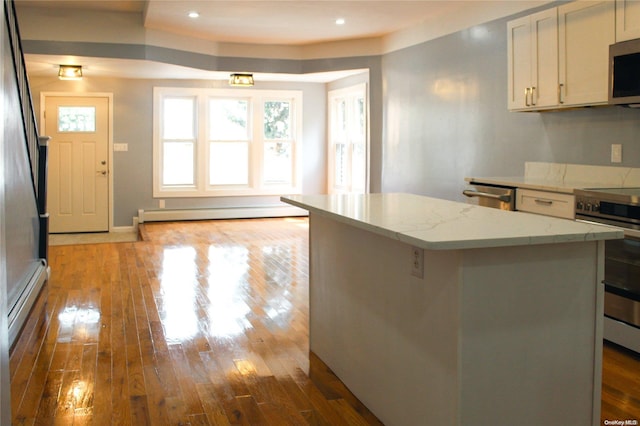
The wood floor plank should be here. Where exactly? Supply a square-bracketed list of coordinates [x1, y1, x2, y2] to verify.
[8, 218, 640, 425]
[54, 369, 80, 418]
[195, 383, 232, 426]
[188, 413, 211, 426]
[35, 369, 64, 419]
[168, 344, 205, 415]
[236, 394, 268, 425]
[129, 394, 152, 425]
[93, 348, 112, 420]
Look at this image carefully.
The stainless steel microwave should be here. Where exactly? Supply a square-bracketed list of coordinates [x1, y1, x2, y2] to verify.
[609, 38, 640, 106]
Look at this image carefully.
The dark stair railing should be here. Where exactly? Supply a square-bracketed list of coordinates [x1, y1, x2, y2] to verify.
[4, 0, 49, 261]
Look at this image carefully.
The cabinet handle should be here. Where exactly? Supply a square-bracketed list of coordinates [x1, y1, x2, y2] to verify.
[525, 87, 531, 106]
[534, 199, 553, 206]
[558, 83, 564, 104]
[530, 86, 536, 106]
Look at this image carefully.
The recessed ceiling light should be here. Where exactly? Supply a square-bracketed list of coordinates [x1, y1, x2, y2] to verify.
[188, 11, 199, 18]
[335, 18, 345, 25]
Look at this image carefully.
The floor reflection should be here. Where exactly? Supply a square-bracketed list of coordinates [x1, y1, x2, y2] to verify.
[156, 235, 304, 343]
[57, 306, 101, 343]
[159, 246, 199, 343]
[206, 245, 251, 338]
[11, 218, 390, 425]
[262, 245, 295, 326]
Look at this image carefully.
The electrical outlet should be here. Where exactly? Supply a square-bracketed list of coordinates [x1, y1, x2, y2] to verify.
[611, 144, 622, 163]
[411, 246, 424, 278]
[158, 199, 165, 209]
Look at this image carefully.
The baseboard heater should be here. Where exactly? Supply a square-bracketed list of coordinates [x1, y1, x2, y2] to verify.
[138, 205, 308, 223]
[8, 260, 49, 347]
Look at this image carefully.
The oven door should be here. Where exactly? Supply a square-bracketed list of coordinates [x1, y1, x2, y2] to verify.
[604, 236, 640, 328]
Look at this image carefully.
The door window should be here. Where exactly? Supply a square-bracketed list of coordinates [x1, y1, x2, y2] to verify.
[57, 106, 96, 132]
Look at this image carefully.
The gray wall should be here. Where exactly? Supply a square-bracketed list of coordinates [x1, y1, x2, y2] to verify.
[3, 10, 40, 323]
[29, 77, 332, 226]
[0, 3, 10, 421]
[381, 13, 640, 201]
[23, 3, 640, 224]
[2, 1, 41, 420]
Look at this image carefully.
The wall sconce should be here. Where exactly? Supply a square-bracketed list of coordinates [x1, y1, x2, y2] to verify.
[58, 65, 83, 80]
[229, 73, 254, 87]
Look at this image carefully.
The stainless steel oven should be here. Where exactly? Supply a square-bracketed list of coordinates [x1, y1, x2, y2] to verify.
[575, 187, 640, 353]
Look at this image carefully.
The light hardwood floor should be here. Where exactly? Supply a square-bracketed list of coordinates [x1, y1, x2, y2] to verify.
[9, 218, 640, 424]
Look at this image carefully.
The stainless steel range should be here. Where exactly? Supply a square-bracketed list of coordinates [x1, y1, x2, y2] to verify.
[575, 187, 640, 353]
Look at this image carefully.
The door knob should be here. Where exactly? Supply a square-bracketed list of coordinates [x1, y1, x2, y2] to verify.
[97, 170, 107, 176]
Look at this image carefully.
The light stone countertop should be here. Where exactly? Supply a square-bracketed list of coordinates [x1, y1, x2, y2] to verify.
[281, 193, 623, 250]
[466, 162, 640, 193]
[464, 176, 600, 194]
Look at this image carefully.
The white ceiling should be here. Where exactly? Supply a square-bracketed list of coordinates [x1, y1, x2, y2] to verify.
[20, 0, 524, 46]
[143, 1, 480, 46]
[19, 0, 549, 82]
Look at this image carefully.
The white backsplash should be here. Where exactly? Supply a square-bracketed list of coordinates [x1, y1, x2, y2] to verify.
[525, 162, 640, 188]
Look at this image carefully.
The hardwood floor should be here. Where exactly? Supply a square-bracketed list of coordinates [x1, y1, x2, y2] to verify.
[8, 218, 640, 425]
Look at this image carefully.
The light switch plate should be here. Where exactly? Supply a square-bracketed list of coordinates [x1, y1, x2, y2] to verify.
[611, 144, 622, 163]
[114, 143, 128, 152]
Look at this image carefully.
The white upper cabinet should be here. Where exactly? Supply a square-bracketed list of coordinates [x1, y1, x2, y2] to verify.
[508, 1, 615, 111]
[558, 1, 615, 107]
[507, 9, 558, 110]
[616, 0, 640, 42]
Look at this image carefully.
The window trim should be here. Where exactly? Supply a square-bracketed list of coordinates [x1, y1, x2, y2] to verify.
[153, 87, 303, 198]
[327, 83, 369, 194]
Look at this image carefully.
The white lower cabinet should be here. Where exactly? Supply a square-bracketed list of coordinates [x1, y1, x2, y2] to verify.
[516, 188, 575, 219]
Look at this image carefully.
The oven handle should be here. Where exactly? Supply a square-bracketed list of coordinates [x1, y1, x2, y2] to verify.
[575, 218, 640, 238]
[463, 189, 511, 203]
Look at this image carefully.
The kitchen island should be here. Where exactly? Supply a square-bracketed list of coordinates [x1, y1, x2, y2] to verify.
[281, 193, 623, 426]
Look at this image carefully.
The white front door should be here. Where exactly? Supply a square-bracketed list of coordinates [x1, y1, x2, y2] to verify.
[45, 96, 109, 233]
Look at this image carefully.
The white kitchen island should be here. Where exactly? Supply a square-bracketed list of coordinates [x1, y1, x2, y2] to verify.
[281, 193, 623, 426]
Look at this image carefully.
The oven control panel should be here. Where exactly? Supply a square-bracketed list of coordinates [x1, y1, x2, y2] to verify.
[575, 193, 640, 230]
[575, 197, 600, 214]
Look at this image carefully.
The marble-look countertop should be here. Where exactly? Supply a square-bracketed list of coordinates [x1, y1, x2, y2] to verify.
[466, 162, 640, 193]
[464, 176, 595, 194]
[281, 193, 623, 250]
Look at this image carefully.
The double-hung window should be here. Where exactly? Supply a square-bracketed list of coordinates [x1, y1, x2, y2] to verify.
[328, 83, 368, 194]
[153, 87, 302, 197]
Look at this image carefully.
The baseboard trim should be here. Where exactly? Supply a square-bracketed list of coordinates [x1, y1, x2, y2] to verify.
[8, 260, 49, 347]
[112, 216, 139, 233]
[137, 205, 308, 223]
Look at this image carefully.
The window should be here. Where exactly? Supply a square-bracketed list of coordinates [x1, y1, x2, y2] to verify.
[328, 83, 368, 194]
[58, 106, 96, 132]
[153, 87, 302, 197]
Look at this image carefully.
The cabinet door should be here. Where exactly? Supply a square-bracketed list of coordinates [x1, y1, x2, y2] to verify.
[507, 16, 532, 110]
[616, 0, 640, 42]
[558, 1, 615, 107]
[531, 8, 559, 109]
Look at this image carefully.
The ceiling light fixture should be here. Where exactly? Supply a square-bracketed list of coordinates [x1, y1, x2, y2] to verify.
[58, 64, 83, 80]
[188, 11, 199, 18]
[229, 73, 254, 87]
[335, 18, 345, 25]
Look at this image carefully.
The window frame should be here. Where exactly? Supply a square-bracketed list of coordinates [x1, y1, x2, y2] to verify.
[153, 87, 303, 198]
[327, 83, 369, 194]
